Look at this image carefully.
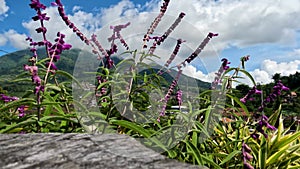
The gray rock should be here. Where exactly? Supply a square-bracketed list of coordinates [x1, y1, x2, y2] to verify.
[0, 133, 207, 169]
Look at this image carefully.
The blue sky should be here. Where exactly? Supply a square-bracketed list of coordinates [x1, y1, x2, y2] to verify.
[0, 0, 300, 85]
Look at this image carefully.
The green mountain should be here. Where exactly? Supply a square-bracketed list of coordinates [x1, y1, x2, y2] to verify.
[0, 48, 211, 96]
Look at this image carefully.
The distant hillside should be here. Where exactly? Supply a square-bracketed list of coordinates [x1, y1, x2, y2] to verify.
[0, 48, 80, 76]
[0, 48, 81, 96]
[0, 48, 210, 96]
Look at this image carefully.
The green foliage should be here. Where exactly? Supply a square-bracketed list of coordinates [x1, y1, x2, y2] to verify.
[1, 38, 299, 169]
[0, 1, 299, 169]
[0, 54, 83, 133]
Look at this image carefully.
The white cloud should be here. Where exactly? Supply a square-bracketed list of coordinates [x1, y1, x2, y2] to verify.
[0, 33, 7, 46]
[163, 0, 300, 49]
[182, 65, 215, 83]
[20, 1, 141, 51]
[243, 69, 272, 85]
[235, 59, 300, 86]
[8, 0, 299, 52]
[0, 29, 27, 49]
[72, 6, 82, 13]
[3, 30, 27, 49]
[98, 0, 139, 26]
[21, 6, 100, 50]
[261, 59, 300, 77]
[180, 59, 300, 88]
[2, 0, 300, 85]
[0, 0, 9, 18]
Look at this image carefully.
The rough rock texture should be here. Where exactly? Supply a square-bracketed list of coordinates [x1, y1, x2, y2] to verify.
[0, 133, 207, 169]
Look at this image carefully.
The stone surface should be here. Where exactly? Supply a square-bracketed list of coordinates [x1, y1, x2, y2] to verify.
[0, 133, 207, 169]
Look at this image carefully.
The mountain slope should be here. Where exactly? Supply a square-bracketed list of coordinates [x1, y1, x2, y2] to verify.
[0, 48, 210, 95]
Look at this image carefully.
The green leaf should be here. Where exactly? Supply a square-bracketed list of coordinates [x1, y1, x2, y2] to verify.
[0, 118, 36, 133]
[184, 140, 203, 165]
[219, 150, 241, 165]
[87, 111, 107, 119]
[259, 136, 267, 169]
[226, 93, 249, 116]
[268, 105, 281, 127]
[110, 120, 168, 152]
[238, 69, 256, 86]
[184, 140, 221, 168]
[167, 150, 177, 159]
[10, 78, 32, 83]
[110, 120, 151, 137]
[56, 70, 82, 88]
[0, 98, 35, 112]
[45, 84, 61, 92]
[272, 131, 300, 153]
[266, 144, 289, 165]
[40, 115, 78, 124]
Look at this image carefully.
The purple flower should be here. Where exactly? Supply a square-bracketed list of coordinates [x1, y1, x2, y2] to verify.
[258, 81, 289, 112]
[46, 62, 58, 71]
[32, 13, 49, 21]
[221, 58, 230, 70]
[149, 12, 186, 53]
[176, 90, 183, 107]
[55, 1, 89, 45]
[244, 162, 254, 169]
[0, 94, 18, 102]
[159, 68, 183, 119]
[242, 141, 254, 169]
[55, 0, 63, 6]
[143, 0, 170, 47]
[185, 32, 218, 64]
[108, 22, 131, 50]
[210, 57, 229, 89]
[35, 27, 47, 33]
[29, 0, 46, 10]
[34, 85, 44, 94]
[240, 86, 262, 103]
[241, 55, 250, 62]
[162, 39, 185, 68]
[53, 55, 60, 62]
[208, 32, 219, 38]
[62, 43, 72, 50]
[266, 123, 277, 130]
[32, 75, 41, 85]
[91, 34, 109, 58]
[250, 133, 260, 139]
[18, 105, 26, 117]
[252, 115, 276, 139]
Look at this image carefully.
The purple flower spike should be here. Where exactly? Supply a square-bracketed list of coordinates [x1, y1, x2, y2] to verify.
[149, 12, 186, 53]
[55, 1, 89, 45]
[18, 105, 26, 117]
[242, 141, 254, 169]
[32, 75, 41, 85]
[0, 94, 19, 103]
[253, 115, 277, 139]
[176, 90, 183, 107]
[244, 162, 254, 169]
[258, 81, 289, 113]
[143, 0, 170, 47]
[251, 133, 260, 139]
[240, 86, 262, 104]
[30, 0, 46, 10]
[35, 27, 47, 33]
[51, 2, 58, 6]
[62, 43, 72, 50]
[221, 58, 230, 70]
[266, 123, 277, 130]
[185, 32, 218, 64]
[34, 85, 44, 94]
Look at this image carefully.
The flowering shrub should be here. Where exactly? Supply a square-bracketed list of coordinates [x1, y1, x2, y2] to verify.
[0, 0, 299, 168]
